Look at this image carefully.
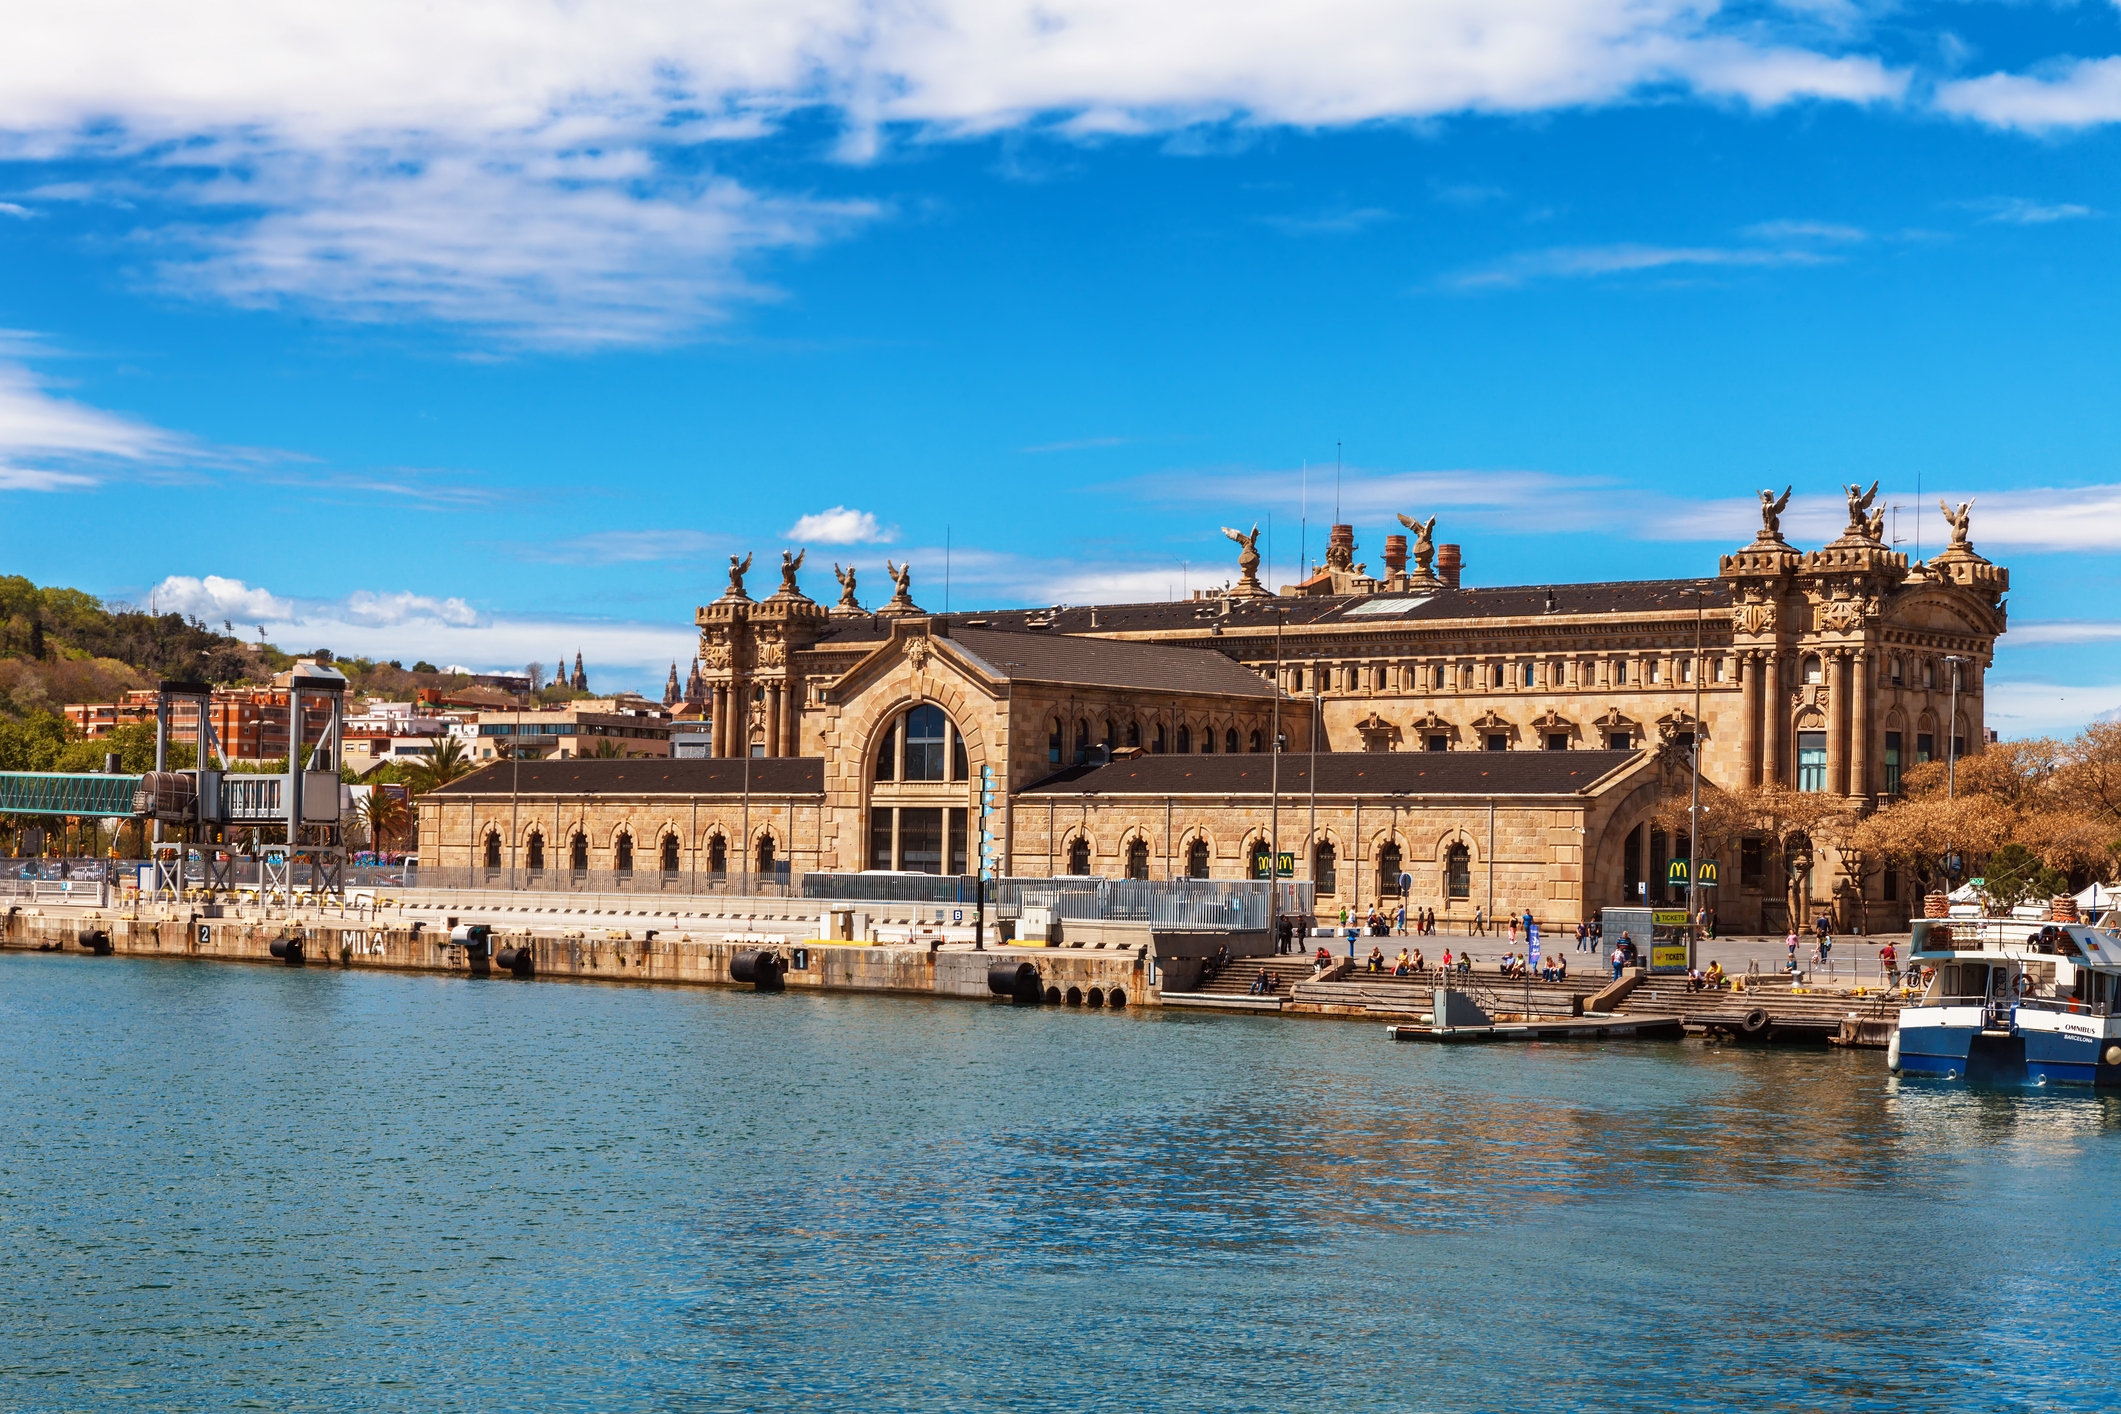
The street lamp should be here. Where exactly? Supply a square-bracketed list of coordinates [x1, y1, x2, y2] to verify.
[1678, 588, 1709, 949]
[1268, 607, 1286, 951]
[1943, 655, 1968, 801]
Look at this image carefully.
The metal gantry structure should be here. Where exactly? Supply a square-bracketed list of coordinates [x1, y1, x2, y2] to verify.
[1, 665, 350, 903]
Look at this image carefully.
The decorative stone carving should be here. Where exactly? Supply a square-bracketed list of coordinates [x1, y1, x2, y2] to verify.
[906, 637, 932, 670]
[725, 553, 753, 600]
[1733, 602, 1777, 636]
[1941, 498, 1974, 548]
[776, 548, 806, 598]
[1396, 512, 1440, 583]
[1816, 599, 1864, 633]
[879, 559, 921, 616]
[1842, 479, 1879, 538]
[1756, 485, 1791, 542]
[1355, 711, 1398, 752]
[1222, 523, 1266, 597]
[832, 562, 862, 614]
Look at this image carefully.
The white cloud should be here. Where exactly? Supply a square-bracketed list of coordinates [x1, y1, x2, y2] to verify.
[2006, 622, 2121, 647]
[1964, 196, 2096, 225]
[787, 505, 894, 544]
[0, 356, 195, 491]
[1743, 219, 1865, 242]
[148, 572, 694, 694]
[148, 574, 294, 621]
[0, 201, 30, 218]
[0, 1, 1923, 345]
[1985, 679, 2121, 739]
[1446, 240, 1836, 289]
[538, 529, 722, 564]
[1937, 57, 2121, 133]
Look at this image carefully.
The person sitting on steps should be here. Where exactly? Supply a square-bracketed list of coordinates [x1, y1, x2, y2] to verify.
[1367, 945, 1386, 974]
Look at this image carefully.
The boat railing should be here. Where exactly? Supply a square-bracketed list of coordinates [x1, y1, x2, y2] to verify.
[2012, 996, 2112, 1018]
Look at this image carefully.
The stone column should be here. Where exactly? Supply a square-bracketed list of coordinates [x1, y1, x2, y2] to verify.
[1762, 653, 1782, 784]
[780, 677, 799, 757]
[1827, 651, 1849, 796]
[711, 685, 728, 756]
[1850, 651, 1870, 803]
[1739, 652, 1760, 787]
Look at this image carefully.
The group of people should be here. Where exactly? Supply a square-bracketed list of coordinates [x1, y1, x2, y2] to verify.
[1364, 946, 1431, 977]
[1496, 949, 1568, 981]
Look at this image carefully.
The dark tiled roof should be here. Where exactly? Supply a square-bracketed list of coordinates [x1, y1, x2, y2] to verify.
[943, 627, 1276, 697]
[432, 758, 824, 797]
[806, 577, 1728, 649]
[1018, 749, 1644, 797]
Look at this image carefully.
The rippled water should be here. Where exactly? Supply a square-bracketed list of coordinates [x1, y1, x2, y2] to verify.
[5, 953, 2119, 1412]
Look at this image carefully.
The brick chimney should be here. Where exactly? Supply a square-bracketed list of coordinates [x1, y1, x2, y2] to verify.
[1436, 544, 1462, 589]
[1383, 534, 1408, 587]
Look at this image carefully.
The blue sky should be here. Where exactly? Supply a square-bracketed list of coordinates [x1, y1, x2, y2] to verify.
[3, 0, 2120, 733]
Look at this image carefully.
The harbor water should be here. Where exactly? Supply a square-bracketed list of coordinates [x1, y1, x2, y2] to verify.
[5, 953, 2119, 1412]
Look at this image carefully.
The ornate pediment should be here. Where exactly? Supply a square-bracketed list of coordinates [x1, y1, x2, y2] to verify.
[1354, 711, 1399, 753]
[1656, 710, 1706, 742]
[1529, 708, 1574, 732]
[1591, 708, 1637, 732]
[1468, 709, 1516, 740]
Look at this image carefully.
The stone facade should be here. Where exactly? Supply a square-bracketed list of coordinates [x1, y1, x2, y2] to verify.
[419, 491, 2007, 931]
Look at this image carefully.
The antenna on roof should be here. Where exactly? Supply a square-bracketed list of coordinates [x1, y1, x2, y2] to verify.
[1335, 441, 1342, 524]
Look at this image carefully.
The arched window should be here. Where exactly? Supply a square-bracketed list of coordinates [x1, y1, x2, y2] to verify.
[903, 704, 947, 781]
[1177, 724, 1192, 753]
[708, 833, 727, 878]
[874, 719, 897, 781]
[1124, 839, 1150, 880]
[1076, 720, 1090, 762]
[1377, 842, 1404, 897]
[952, 727, 968, 781]
[1066, 837, 1091, 876]
[1224, 728, 1239, 754]
[1152, 722, 1166, 753]
[1445, 842, 1471, 900]
[1101, 719, 1115, 749]
[660, 834, 680, 873]
[1202, 727, 1216, 754]
[1187, 838, 1211, 878]
[1522, 662, 1535, 687]
[569, 832, 588, 872]
[1048, 719, 1063, 764]
[483, 832, 501, 870]
[1249, 729, 1262, 753]
[1248, 838, 1270, 881]
[1890, 655, 1905, 686]
[525, 831, 544, 871]
[1291, 667, 1304, 693]
[1126, 721, 1140, 748]
[756, 834, 776, 876]
[1313, 841, 1337, 895]
[614, 832, 633, 873]
[1923, 659, 1936, 689]
[1802, 654, 1823, 685]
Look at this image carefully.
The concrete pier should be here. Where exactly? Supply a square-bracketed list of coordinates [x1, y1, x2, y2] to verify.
[2, 901, 1153, 1009]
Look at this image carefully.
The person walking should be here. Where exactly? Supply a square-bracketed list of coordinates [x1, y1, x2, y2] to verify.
[1395, 900, 1407, 935]
[1473, 906, 1486, 936]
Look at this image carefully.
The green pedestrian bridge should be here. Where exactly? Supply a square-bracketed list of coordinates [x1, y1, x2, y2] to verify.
[0, 773, 146, 818]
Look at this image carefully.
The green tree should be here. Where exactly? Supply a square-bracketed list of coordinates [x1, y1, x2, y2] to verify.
[405, 736, 474, 796]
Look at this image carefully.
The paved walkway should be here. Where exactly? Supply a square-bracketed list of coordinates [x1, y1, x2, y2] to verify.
[1301, 927, 1914, 989]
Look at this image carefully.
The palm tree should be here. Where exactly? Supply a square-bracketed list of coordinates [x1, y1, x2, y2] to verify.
[361, 787, 408, 852]
[588, 738, 628, 759]
[406, 736, 475, 796]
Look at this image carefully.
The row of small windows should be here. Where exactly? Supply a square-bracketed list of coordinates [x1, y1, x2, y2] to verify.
[1061, 835, 1473, 900]
[1047, 717, 1265, 764]
[479, 829, 777, 876]
[1287, 658, 1723, 693]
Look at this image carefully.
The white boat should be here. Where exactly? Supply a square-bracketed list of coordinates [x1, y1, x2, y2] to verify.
[1892, 917, 2121, 1086]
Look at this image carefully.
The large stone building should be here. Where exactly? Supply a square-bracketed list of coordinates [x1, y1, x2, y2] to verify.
[420, 489, 2007, 930]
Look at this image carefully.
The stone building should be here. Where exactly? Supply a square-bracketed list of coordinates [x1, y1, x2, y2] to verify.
[419, 489, 2007, 929]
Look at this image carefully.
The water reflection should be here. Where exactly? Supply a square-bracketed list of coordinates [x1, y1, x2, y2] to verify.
[7, 955, 2121, 1413]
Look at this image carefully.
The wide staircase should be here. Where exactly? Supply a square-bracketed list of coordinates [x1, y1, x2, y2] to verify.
[1289, 967, 1606, 1019]
[1192, 955, 1320, 1001]
[1616, 973, 1907, 1041]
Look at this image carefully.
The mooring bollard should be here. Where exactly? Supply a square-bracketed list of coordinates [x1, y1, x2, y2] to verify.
[987, 960, 1043, 1005]
[731, 948, 786, 992]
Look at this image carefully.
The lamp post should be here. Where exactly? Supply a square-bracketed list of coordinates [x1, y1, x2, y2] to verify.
[1269, 607, 1285, 951]
[1678, 588, 1708, 953]
[1943, 655, 1968, 801]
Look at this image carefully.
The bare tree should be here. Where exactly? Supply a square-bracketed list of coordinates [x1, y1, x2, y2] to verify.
[526, 661, 546, 692]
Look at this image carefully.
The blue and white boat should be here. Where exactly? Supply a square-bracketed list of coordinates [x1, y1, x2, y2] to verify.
[1891, 917, 2121, 1086]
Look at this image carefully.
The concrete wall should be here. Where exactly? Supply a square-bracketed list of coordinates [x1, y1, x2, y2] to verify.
[3, 905, 1150, 1008]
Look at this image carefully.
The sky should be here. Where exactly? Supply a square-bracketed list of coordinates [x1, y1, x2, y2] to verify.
[2, 1, 2120, 734]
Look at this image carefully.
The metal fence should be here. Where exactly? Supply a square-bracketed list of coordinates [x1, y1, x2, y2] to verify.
[409, 866, 805, 899]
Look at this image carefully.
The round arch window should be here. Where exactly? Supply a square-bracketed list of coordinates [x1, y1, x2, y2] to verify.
[1067, 838, 1091, 875]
